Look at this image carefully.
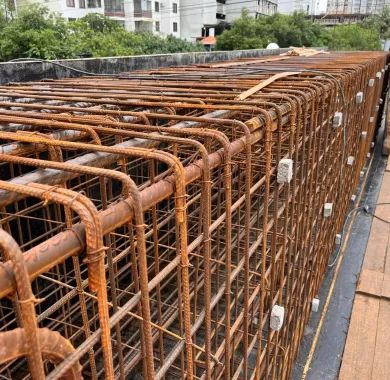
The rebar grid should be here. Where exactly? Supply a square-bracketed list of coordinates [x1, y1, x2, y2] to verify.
[0, 51, 388, 380]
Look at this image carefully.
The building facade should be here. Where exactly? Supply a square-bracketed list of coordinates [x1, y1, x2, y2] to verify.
[278, 0, 327, 15]
[180, 0, 278, 42]
[15, 0, 180, 36]
[326, 0, 390, 14]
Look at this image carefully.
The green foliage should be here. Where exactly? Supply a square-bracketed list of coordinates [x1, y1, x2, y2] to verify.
[0, 4, 74, 60]
[361, 6, 390, 39]
[0, 5, 202, 61]
[327, 24, 381, 51]
[216, 9, 385, 52]
[216, 11, 327, 50]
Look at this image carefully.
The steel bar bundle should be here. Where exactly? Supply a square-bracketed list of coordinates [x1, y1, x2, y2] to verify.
[0, 51, 388, 380]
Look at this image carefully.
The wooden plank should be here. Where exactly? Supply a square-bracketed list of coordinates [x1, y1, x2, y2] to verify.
[357, 269, 383, 297]
[382, 275, 390, 299]
[371, 299, 390, 379]
[236, 71, 299, 101]
[362, 217, 390, 273]
[362, 172, 390, 273]
[339, 295, 380, 380]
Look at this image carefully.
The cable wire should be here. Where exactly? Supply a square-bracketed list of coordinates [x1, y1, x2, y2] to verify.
[328, 202, 390, 268]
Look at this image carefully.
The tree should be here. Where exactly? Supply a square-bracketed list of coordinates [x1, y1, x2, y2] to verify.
[0, 6, 203, 61]
[361, 6, 390, 39]
[327, 24, 381, 51]
[0, 4, 74, 60]
[216, 11, 327, 51]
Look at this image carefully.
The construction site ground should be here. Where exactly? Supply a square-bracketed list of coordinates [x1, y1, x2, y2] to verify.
[293, 113, 390, 379]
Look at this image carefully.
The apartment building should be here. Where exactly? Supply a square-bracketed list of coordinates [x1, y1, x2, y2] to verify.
[226, 0, 277, 22]
[278, 0, 327, 15]
[180, 0, 278, 42]
[14, 0, 105, 20]
[15, 0, 179, 36]
[326, 0, 390, 14]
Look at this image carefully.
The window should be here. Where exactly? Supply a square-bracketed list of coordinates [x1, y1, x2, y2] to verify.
[66, 0, 75, 7]
[173, 21, 177, 32]
[79, 0, 85, 8]
[155, 21, 160, 31]
[87, 0, 101, 8]
[155, 1, 159, 11]
[172, 2, 177, 13]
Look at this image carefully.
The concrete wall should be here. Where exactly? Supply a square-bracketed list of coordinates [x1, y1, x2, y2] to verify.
[0, 48, 289, 84]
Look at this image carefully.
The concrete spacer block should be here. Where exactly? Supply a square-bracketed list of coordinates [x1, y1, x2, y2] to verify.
[270, 304, 285, 331]
[347, 156, 354, 166]
[368, 78, 375, 87]
[324, 203, 333, 218]
[312, 298, 320, 312]
[332, 112, 343, 128]
[277, 158, 293, 184]
[356, 91, 364, 104]
[335, 234, 342, 245]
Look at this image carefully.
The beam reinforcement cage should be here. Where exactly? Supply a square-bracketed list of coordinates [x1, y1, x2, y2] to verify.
[0, 51, 387, 380]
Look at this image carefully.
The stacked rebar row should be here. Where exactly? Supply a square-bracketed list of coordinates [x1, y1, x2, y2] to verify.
[0, 51, 387, 380]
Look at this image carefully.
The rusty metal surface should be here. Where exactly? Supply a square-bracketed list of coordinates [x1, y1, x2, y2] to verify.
[0, 51, 388, 380]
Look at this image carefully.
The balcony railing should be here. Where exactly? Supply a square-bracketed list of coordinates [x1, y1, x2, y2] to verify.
[134, 9, 152, 18]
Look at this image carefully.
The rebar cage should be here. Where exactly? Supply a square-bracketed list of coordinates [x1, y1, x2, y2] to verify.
[0, 50, 388, 380]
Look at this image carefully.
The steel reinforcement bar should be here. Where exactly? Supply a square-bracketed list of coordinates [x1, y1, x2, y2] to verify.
[0, 50, 388, 380]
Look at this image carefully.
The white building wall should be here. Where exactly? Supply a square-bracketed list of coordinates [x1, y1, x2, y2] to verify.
[16, 0, 105, 20]
[180, 0, 218, 41]
[158, 0, 180, 36]
[278, 0, 326, 15]
[327, 0, 390, 14]
[181, 0, 277, 42]
[226, 0, 277, 23]
[15, 0, 179, 35]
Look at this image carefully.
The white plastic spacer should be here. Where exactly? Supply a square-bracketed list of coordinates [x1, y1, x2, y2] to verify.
[351, 194, 356, 202]
[376, 71, 382, 79]
[368, 78, 375, 87]
[361, 131, 367, 139]
[347, 156, 354, 166]
[360, 171, 365, 178]
[324, 203, 333, 218]
[332, 112, 343, 128]
[367, 153, 371, 158]
[335, 234, 342, 245]
[270, 304, 285, 331]
[277, 159, 293, 184]
[356, 91, 364, 104]
[379, 98, 383, 105]
[371, 142, 375, 148]
[369, 116, 374, 123]
[312, 298, 320, 312]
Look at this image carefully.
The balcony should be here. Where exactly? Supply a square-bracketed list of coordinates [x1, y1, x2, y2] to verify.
[134, 9, 152, 17]
[134, 0, 152, 18]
